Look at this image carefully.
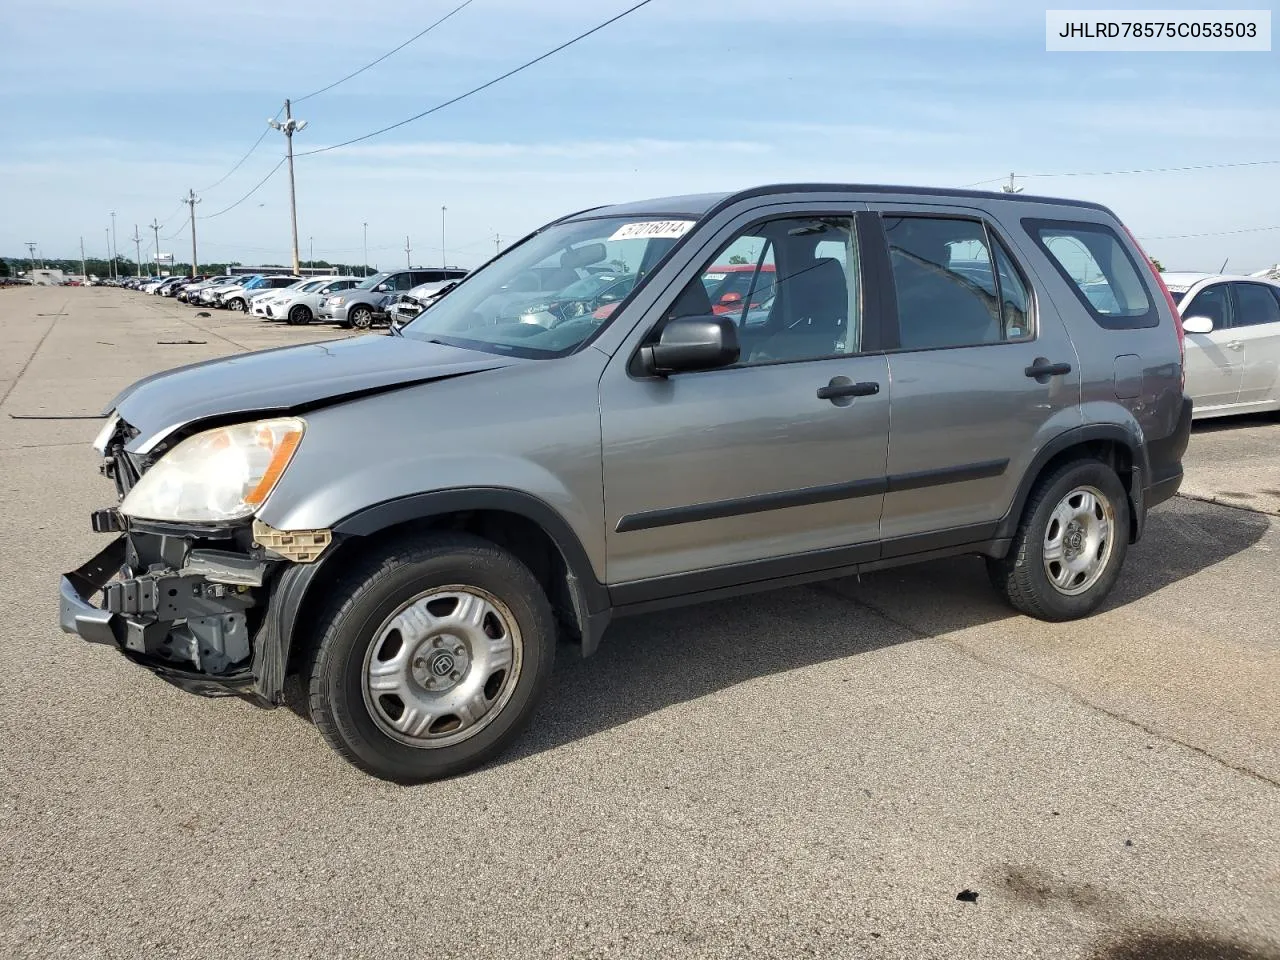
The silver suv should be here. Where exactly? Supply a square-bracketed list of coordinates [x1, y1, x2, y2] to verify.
[60, 184, 1192, 783]
[321, 268, 468, 329]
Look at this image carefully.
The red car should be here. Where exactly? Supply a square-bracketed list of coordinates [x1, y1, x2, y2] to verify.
[701, 263, 776, 315]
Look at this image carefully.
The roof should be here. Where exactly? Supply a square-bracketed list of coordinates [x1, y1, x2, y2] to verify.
[567, 183, 1112, 222]
[1162, 272, 1280, 290]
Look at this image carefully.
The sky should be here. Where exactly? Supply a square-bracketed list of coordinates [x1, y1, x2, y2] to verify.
[1, 0, 1279, 273]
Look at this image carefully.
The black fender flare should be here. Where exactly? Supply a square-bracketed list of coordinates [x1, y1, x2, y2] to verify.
[994, 423, 1149, 544]
[255, 489, 613, 702]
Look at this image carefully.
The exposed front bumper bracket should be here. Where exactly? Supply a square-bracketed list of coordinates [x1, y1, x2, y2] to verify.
[59, 535, 127, 645]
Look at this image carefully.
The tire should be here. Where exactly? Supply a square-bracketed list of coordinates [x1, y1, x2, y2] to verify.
[348, 304, 373, 329]
[287, 304, 312, 325]
[986, 459, 1130, 621]
[227, 298, 246, 312]
[306, 532, 556, 783]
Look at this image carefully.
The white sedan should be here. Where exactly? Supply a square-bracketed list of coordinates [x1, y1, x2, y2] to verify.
[248, 278, 329, 318]
[1166, 272, 1280, 419]
[261, 276, 361, 324]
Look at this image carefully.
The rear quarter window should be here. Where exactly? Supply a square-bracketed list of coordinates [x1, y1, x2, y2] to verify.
[1023, 218, 1158, 330]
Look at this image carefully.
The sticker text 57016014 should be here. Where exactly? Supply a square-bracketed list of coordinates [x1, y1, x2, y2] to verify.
[608, 220, 696, 241]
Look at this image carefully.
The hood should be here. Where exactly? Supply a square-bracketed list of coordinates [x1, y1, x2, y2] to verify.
[110, 334, 518, 453]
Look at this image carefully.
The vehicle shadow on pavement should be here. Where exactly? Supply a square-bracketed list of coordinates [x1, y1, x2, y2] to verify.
[501, 497, 1269, 766]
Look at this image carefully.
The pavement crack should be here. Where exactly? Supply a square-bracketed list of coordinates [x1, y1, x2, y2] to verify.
[0, 305, 63, 410]
[811, 582, 1280, 792]
[1175, 491, 1280, 518]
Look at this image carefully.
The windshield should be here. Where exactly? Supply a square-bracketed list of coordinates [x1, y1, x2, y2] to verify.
[401, 216, 695, 357]
[356, 272, 392, 291]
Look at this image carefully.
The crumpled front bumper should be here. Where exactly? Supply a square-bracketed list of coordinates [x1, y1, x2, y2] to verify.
[58, 531, 276, 705]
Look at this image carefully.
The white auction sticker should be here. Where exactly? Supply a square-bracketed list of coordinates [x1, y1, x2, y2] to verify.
[608, 220, 696, 241]
[1046, 9, 1271, 51]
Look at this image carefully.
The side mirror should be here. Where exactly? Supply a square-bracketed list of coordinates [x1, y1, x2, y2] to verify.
[375, 283, 389, 292]
[640, 315, 740, 376]
[1182, 315, 1214, 334]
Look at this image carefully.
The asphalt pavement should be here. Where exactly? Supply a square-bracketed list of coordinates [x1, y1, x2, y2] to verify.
[1, 287, 1277, 960]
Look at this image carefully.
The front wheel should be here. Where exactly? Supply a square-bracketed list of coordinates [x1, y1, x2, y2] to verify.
[288, 304, 312, 325]
[227, 298, 246, 312]
[306, 532, 556, 783]
[348, 305, 373, 329]
[986, 459, 1130, 621]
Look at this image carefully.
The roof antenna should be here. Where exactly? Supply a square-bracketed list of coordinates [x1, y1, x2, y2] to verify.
[1219, 257, 1229, 273]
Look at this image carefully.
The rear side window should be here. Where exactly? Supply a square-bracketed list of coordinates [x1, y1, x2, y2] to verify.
[1025, 218, 1156, 329]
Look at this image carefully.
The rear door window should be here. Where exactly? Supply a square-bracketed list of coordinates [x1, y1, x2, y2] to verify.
[1025, 218, 1156, 329]
[1230, 282, 1280, 327]
[883, 216, 1030, 350]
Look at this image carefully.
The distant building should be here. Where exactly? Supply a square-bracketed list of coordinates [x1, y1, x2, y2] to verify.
[30, 269, 67, 285]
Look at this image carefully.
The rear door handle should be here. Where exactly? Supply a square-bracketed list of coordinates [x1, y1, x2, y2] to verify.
[817, 379, 880, 402]
[1025, 359, 1072, 382]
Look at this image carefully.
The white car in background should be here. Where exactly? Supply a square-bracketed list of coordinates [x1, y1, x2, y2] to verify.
[141, 278, 168, 294]
[265, 275, 361, 324]
[1165, 272, 1280, 419]
[248, 278, 323, 318]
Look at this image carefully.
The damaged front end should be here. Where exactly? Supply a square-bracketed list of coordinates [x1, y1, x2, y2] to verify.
[58, 415, 333, 706]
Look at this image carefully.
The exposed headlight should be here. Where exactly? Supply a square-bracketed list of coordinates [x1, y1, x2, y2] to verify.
[120, 418, 305, 523]
[92, 412, 120, 455]
[329, 296, 346, 306]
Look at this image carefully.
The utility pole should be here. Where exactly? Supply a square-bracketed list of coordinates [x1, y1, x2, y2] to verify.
[79, 237, 86, 281]
[149, 219, 162, 276]
[132, 225, 143, 277]
[268, 100, 307, 275]
[405, 235, 412, 269]
[441, 205, 447, 269]
[110, 210, 118, 279]
[105, 228, 112, 279]
[309, 235, 314, 268]
[183, 189, 201, 277]
[1001, 172, 1023, 194]
[25, 241, 37, 278]
[495, 233, 501, 256]
[362, 222, 369, 277]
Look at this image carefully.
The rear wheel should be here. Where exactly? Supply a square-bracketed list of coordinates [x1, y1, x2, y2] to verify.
[349, 304, 373, 329]
[986, 459, 1130, 621]
[306, 532, 556, 783]
[288, 304, 313, 325]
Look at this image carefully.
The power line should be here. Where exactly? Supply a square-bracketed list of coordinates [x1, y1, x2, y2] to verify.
[1139, 224, 1280, 241]
[297, 0, 657, 158]
[200, 158, 286, 219]
[293, 0, 477, 103]
[197, 105, 286, 193]
[964, 157, 1280, 188]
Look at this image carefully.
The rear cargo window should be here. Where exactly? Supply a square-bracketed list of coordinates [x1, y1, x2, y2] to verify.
[1024, 219, 1157, 330]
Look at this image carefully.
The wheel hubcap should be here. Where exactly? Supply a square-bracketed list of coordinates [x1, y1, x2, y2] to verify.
[1042, 484, 1115, 596]
[361, 587, 522, 748]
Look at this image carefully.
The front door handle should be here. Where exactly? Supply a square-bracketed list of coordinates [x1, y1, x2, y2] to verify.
[817, 378, 879, 403]
[1226, 340, 1243, 351]
[1025, 358, 1072, 383]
